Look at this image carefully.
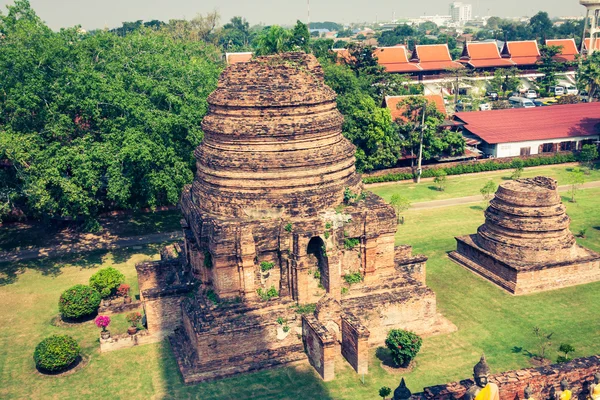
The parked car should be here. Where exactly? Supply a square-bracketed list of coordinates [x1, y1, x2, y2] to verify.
[525, 89, 537, 99]
[533, 99, 547, 107]
[565, 86, 579, 95]
[509, 96, 536, 108]
[550, 86, 565, 96]
[455, 99, 474, 112]
[487, 92, 499, 101]
[543, 97, 560, 105]
[479, 103, 491, 111]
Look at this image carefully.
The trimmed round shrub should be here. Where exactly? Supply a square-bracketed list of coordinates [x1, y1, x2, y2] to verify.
[34, 335, 80, 372]
[59, 284, 101, 319]
[89, 267, 125, 298]
[385, 329, 422, 367]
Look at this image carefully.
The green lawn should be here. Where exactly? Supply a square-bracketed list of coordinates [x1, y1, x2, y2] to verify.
[369, 164, 600, 204]
[0, 189, 599, 399]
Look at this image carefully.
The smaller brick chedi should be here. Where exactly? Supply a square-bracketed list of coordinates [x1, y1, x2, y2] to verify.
[136, 53, 452, 384]
[451, 176, 600, 295]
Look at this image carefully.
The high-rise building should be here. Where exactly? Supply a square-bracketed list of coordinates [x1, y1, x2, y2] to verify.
[450, 2, 472, 24]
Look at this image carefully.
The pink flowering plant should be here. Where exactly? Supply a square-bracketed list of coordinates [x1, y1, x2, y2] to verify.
[95, 315, 111, 332]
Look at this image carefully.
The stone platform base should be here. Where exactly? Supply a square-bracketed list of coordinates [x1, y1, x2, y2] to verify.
[451, 235, 600, 295]
[168, 327, 306, 384]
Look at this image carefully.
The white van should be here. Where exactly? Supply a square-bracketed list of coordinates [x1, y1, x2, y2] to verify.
[550, 86, 565, 96]
[509, 96, 536, 108]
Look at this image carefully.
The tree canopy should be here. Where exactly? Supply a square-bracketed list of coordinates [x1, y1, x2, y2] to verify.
[0, 0, 223, 224]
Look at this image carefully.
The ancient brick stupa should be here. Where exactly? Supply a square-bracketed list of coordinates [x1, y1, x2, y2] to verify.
[451, 176, 600, 295]
[136, 52, 451, 384]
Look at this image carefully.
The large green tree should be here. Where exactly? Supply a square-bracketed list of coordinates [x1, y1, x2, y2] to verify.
[578, 51, 600, 100]
[0, 1, 222, 224]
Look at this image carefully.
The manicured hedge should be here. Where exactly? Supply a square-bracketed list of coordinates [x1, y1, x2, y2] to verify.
[59, 284, 101, 319]
[362, 153, 577, 184]
[34, 335, 80, 372]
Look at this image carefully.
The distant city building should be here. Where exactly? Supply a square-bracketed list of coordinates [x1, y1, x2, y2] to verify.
[449, 2, 472, 25]
[408, 15, 452, 26]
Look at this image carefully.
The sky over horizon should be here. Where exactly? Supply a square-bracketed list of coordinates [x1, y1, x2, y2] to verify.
[0, 0, 588, 31]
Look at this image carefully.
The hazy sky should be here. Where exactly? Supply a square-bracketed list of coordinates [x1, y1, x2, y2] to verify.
[0, 0, 587, 31]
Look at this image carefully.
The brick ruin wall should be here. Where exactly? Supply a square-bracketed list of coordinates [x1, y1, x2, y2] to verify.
[415, 355, 600, 399]
[302, 314, 336, 381]
[340, 313, 369, 375]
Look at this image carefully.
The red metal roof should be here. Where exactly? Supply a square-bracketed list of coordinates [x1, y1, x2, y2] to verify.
[225, 52, 253, 65]
[546, 39, 579, 62]
[460, 42, 516, 68]
[373, 47, 422, 72]
[502, 41, 540, 66]
[454, 103, 600, 144]
[386, 94, 447, 122]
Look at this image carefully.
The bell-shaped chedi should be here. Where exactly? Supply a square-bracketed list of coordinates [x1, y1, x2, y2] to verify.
[451, 176, 600, 295]
[137, 52, 455, 384]
[194, 52, 361, 218]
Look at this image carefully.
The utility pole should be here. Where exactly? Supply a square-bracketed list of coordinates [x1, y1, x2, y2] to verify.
[307, 0, 310, 30]
[416, 103, 426, 183]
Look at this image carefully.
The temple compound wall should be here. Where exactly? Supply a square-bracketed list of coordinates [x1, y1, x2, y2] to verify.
[137, 52, 453, 384]
[414, 355, 600, 399]
[450, 176, 600, 295]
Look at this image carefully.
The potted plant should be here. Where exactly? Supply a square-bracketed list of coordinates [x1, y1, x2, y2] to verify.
[95, 315, 111, 339]
[126, 311, 142, 335]
[117, 283, 131, 304]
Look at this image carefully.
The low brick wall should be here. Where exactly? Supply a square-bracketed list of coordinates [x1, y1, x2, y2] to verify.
[99, 330, 162, 352]
[415, 355, 600, 399]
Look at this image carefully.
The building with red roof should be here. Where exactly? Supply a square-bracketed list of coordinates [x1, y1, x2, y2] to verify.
[384, 94, 447, 122]
[454, 103, 600, 157]
[373, 46, 422, 73]
[459, 42, 515, 68]
[583, 38, 600, 53]
[225, 52, 253, 65]
[410, 44, 464, 72]
[501, 41, 540, 67]
[545, 38, 579, 62]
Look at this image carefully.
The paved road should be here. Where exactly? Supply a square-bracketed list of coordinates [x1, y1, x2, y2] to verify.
[411, 180, 600, 210]
[0, 231, 182, 264]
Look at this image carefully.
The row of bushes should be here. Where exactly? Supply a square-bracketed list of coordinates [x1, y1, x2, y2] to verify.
[363, 153, 578, 184]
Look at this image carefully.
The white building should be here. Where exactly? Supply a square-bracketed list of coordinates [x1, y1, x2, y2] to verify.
[450, 2, 472, 25]
[454, 103, 600, 158]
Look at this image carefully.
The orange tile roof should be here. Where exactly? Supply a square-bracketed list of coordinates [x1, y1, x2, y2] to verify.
[460, 42, 515, 68]
[503, 41, 540, 65]
[225, 52, 253, 65]
[546, 38, 579, 62]
[333, 48, 353, 64]
[385, 94, 447, 122]
[584, 38, 600, 52]
[373, 47, 422, 73]
[411, 44, 464, 71]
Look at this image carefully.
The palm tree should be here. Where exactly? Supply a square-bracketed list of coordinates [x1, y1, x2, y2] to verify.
[254, 25, 293, 56]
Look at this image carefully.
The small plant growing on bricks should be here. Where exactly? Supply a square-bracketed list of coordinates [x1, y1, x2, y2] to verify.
[343, 272, 363, 285]
[385, 329, 422, 368]
[260, 261, 274, 272]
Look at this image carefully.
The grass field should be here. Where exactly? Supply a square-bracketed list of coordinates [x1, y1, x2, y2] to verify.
[0, 188, 599, 399]
[369, 164, 600, 204]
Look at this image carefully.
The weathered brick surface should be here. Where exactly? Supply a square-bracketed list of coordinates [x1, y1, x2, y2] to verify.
[452, 177, 600, 294]
[137, 53, 449, 383]
[414, 355, 600, 399]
